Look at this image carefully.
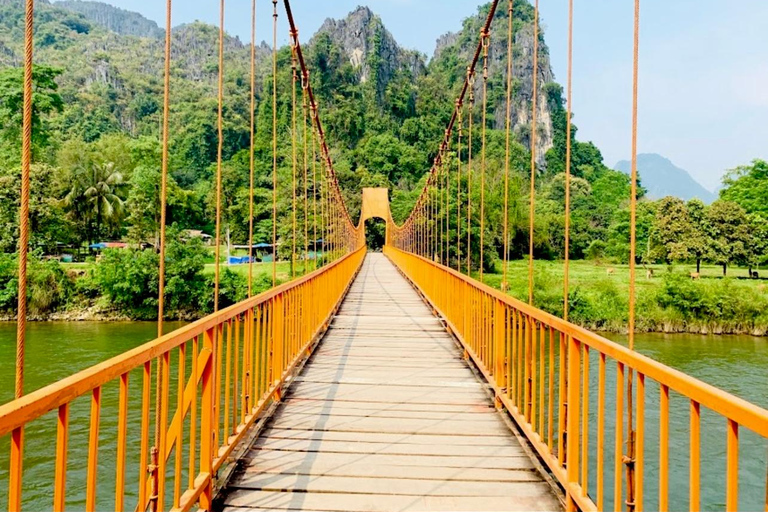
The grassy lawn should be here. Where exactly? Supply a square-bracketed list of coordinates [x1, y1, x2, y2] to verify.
[480, 259, 765, 300]
[472, 259, 768, 333]
[203, 261, 295, 281]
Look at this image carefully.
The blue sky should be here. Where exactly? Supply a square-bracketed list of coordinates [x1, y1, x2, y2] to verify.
[54, 0, 768, 192]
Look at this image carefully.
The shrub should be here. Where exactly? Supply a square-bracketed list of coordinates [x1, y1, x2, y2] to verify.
[0, 254, 72, 315]
[92, 227, 212, 319]
[585, 240, 607, 261]
[28, 258, 72, 314]
[94, 247, 159, 318]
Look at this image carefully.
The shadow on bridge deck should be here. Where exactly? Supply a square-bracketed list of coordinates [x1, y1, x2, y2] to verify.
[218, 253, 562, 511]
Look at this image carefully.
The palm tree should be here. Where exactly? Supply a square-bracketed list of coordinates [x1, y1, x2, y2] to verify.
[64, 162, 126, 243]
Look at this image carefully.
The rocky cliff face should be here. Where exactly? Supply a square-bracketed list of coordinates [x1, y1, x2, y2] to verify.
[432, 3, 556, 165]
[55, 0, 164, 39]
[311, 6, 426, 95]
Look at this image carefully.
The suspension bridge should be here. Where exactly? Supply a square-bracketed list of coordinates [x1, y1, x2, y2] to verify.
[2, 0, 767, 511]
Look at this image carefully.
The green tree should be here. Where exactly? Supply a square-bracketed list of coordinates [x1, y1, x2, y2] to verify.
[686, 199, 712, 273]
[746, 213, 768, 275]
[651, 197, 692, 263]
[706, 200, 750, 276]
[720, 159, 768, 217]
[0, 164, 74, 253]
[0, 65, 64, 154]
[63, 161, 127, 243]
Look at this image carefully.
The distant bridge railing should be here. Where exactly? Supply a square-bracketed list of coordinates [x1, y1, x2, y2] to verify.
[0, 246, 366, 512]
[385, 246, 768, 512]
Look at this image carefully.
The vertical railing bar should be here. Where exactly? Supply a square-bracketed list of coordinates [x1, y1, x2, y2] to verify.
[189, 336, 198, 491]
[582, 344, 589, 495]
[726, 419, 739, 512]
[557, 331, 566, 465]
[215, 322, 224, 450]
[597, 352, 606, 511]
[565, 335, 580, 512]
[53, 403, 70, 512]
[199, 327, 215, 510]
[138, 360, 151, 507]
[85, 386, 102, 512]
[614, 362, 625, 512]
[548, 325, 555, 449]
[224, 319, 232, 442]
[689, 400, 700, 512]
[511, 309, 517, 403]
[636, 372, 645, 512]
[157, 350, 171, 511]
[539, 323, 545, 437]
[115, 373, 129, 512]
[173, 342, 186, 509]
[659, 383, 669, 512]
[234, 315, 240, 436]
[531, 320, 537, 427]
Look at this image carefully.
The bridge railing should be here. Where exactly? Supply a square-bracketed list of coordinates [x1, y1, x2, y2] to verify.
[0, 246, 366, 512]
[385, 246, 768, 512]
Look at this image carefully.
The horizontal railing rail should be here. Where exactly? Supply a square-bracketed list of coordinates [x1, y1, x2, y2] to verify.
[1, 246, 366, 512]
[385, 246, 768, 512]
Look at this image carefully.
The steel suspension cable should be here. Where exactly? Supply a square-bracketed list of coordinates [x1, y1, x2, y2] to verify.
[9, 0, 34, 506]
[150, 0, 173, 507]
[157, 0, 172, 338]
[564, 0, 573, 321]
[625, 1, 641, 510]
[480, 28, 489, 283]
[389, 1, 500, 262]
[528, 0, 540, 305]
[248, 0, 256, 296]
[467, 77, 474, 274]
[456, 102, 463, 272]
[445, 138, 450, 264]
[283, 0, 358, 254]
[15, 0, 34, 403]
[271, 0, 278, 286]
[303, 73, 310, 275]
[311, 104, 318, 270]
[214, 0, 225, 312]
[290, 36, 298, 278]
[502, 0, 514, 291]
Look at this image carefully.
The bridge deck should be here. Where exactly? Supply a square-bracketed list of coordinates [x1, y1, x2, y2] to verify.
[221, 253, 562, 511]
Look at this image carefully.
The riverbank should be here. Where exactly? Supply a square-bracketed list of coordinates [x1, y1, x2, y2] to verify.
[480, 259, 768, 337]
[3, 256, 768, 336]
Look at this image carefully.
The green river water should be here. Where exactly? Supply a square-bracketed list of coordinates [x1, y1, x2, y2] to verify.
[0, 323, 765, 510]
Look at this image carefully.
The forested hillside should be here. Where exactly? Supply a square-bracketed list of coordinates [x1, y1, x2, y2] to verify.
[1, 0, 766, 323]
[0, 0, 631, 258]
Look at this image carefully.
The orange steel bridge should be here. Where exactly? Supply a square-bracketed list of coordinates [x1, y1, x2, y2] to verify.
[2, 0, 767, 511]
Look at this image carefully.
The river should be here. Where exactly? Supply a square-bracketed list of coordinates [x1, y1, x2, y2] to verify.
[0, 323, 766, 510]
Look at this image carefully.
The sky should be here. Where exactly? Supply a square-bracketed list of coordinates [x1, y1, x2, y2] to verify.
[53, 0, 768, 192]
